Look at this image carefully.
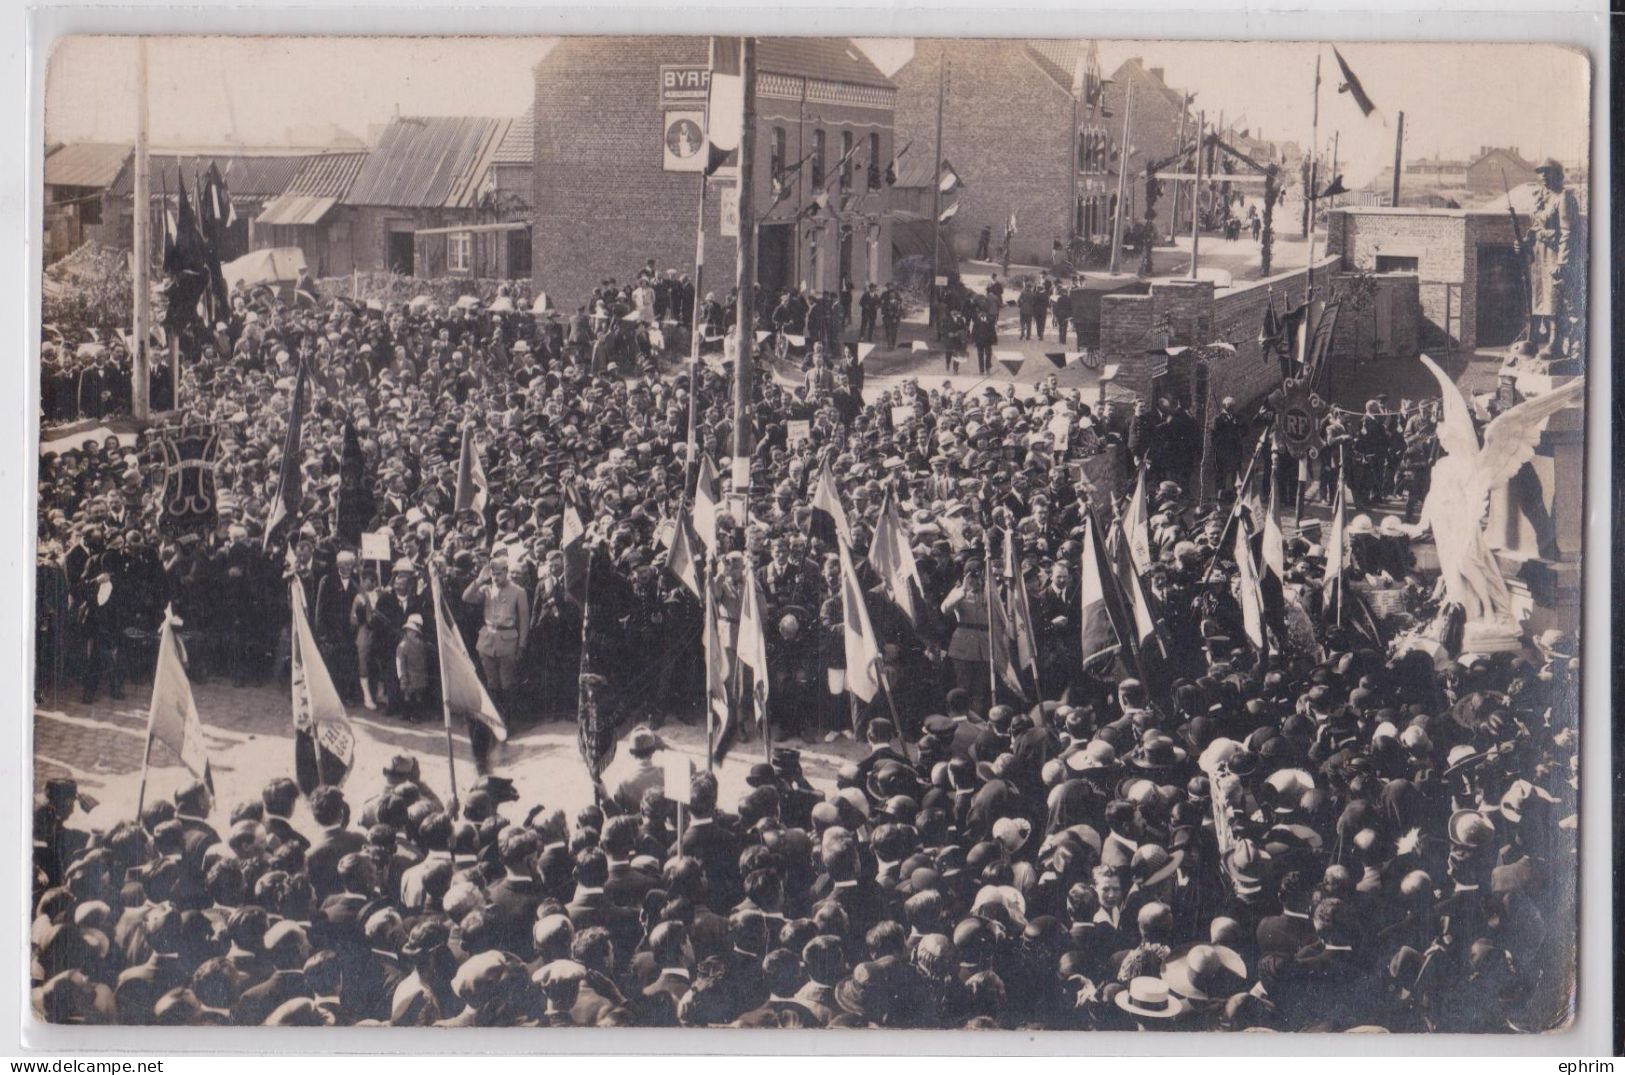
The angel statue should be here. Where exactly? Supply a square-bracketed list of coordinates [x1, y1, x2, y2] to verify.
[1409, 355, 1584, 649]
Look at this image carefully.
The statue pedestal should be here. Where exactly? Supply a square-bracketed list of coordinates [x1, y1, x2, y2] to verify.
[1484, 365, 1585, 637]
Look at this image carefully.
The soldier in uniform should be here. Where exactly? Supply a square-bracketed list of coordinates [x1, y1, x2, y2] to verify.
[880, 285, 903, 349]
[939, 558, 992, 715]
[1521, 159, 1581, 362]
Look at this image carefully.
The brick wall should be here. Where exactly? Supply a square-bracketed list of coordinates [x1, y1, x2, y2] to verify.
[1322, 272, 1422, 407]
[1101, 257, 1344, 410]
[893, 40, 1076, 266]
[1101, 58, 1190, 234]
[533, 36, 894, 309]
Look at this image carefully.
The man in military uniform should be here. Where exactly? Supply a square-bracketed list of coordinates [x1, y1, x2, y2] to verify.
[857, 284, 881, 343]
[1521, 159, 1581, 362]
[880, 285, 903, 349]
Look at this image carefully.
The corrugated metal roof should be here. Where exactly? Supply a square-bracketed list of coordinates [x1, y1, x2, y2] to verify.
[758, 38, 894, 90]
[282, 151, 368, 198]
[108, 152, 307, 199]
[44, 142, 131, 189]
[493, 106, 534, 165]
[342, 116, 510, 209]
[256, 195, 339, 227]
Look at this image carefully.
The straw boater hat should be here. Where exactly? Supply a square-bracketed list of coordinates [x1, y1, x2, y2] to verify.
[1115, 976, 1185, 1020]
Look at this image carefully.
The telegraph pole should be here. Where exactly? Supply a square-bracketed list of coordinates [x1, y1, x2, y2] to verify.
[131, 38, 151, 421]
[730, 37, 756, 480]
[1188, 111, 1204, 279]
[1391, 111, 1405, 206]
[1108, 81, 1134, 275]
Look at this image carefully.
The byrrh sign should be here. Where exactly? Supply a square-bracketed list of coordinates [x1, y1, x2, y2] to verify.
[661, 65, 711, 103]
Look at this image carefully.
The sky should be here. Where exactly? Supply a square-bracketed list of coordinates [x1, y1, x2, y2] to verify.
[46, 35, 1590, 188]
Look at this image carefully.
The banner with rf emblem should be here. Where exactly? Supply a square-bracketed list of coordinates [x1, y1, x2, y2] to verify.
[1271, 377, 1327, 460]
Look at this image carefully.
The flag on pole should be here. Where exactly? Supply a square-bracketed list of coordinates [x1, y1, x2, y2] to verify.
[1262, 472, 1286, 580]
[262, 358, 308, 550]
[1124, 464, 1153, 573]
[1079, 514, 1129, 667]
[666, 510, 703, 598]
[937, 201, 959, 224]
[1234, 519, 1266, 650]
[429, 569, 508, 742]
[145, 606, 212, 789]
[986, 561, 1026, 699]
[703, 571, 734, 759]
[333, 418, 374, 547]
[1331, 46, 1378, 118]
[1003, 537, 1041, 696]
[809, 459, 852, 546]
[560, 487, 590, 602]
[729, 566, 771, 763]
[1113, 520, 1161, 653]
[1323, 479, 1347, 603]
[693, 453, 721, 549]
[454, 423, 489, 516]
[576, 547, 617, 788]
[869, 490, 923, 627]
[1005, 210, 1018, 238]
[837, 536, 882, 703]
[938, 162, 960, 193]
[705, 37, 743, 176]
[884, 139, 912, 187]
[289, 581, 354, 792]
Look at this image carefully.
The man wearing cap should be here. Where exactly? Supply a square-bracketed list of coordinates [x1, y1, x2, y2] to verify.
[1520, 158, 1580, 361]
[613, 727, 668, 815]
[462, 553, 529, 717]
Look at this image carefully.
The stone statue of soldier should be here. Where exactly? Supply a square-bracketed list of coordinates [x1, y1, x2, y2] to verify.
[1518, 158, 1581, 363]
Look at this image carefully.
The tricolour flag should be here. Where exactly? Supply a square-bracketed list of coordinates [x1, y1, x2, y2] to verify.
[429, 568, 507, 741]
[938, 202, 959, 224]
[869, 489, 923, 627]
[705, 37, 743, 176]
[703, 571, 734, 757]
[262, 358, 308, 550]
[454, 424, 488, 516]
[693, 453, 721, 549]
[1234, 519, 1265, 650]
[809, 458, 852, 546]
[837, 535, 883, 703]
[1003, 536, 1041, 697]
[1323, 479, 1347, 604]
[289, 581, 354, 792]
[145, 606, 212, 789]
[938, 162, 960, 193]
[728, 566, 771, 764]
[1079, 514, 1129, 667]
[1112, 518, 1161, 653]
[1124, 463, 1152, 573]
[666, 510, 702, 598]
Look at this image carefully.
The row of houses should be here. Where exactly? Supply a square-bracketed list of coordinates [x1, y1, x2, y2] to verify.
[42, 112, 536, 279]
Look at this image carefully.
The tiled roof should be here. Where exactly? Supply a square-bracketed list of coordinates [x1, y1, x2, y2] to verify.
[342, 116, 511, 209]
[758, 38, 895, 90]
[44, 142, 131, 189]
[1024, 40, 1090, 94]
[493, 106, 534, 166]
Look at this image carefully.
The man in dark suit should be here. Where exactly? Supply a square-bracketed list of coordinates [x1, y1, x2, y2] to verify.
[566, 848, 641, 974]
[602, 816, 659, 910]
[677, 773, 742, 909]
[637, 921, 693, 1026]
[305, 786, 366, 901]
[486, 828, 547, 959]
[314, 549, 361, 702]
[857, 284, 880, 342]
[1256, 869, 1318, 959]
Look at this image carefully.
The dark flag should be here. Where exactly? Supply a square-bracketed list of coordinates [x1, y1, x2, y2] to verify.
[162, 178, 212, 332]
[1331, 46, 1378, 117]
[1315, 175, 1349, 200]
[883, 139, 912, 187]
[333, 418, 374, 547]
[809, 458, 852, 546]
[1044, 351, 1068, 369]
[263, 358, 309, 550]
[196, 167, 233, 322]
[294, 271, 321, 308]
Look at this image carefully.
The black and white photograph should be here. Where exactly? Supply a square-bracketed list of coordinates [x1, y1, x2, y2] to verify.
[29, 30, 1593, 1036]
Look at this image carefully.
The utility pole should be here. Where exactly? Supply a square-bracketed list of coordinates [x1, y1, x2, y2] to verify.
[731, 37, 757, 480]
[1329, 130, 1340, 212]
[1108, 81, 1134, 275]
[929, 53, 947, 332]
[1391, 111, 1405, 206]
[1188, 110, 1204, 280]
[131, 38, 151, 421]
[1168, 99, 1188, 243]
[1069, 79, 1079, 247]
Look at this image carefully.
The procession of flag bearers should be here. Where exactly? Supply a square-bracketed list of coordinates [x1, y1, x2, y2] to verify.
[31, 252, 1580, 1030]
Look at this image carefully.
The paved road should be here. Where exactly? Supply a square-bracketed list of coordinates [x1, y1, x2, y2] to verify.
[34, 681, 866, 834]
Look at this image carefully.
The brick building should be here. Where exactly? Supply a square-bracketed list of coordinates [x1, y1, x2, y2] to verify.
[1464, 146, 1539, 201]
[531, 37, 897, 309]
[1098, 57, 1194, 238]
[891, 43, 1194, 268]
[1326, 205, 1531, 351]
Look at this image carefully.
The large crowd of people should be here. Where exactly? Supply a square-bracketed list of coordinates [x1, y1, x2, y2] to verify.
[31, 260, 1579, 1031]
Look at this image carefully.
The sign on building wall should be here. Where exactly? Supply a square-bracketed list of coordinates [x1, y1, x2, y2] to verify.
[663, 111, 706, 172]
[719, 184, 739, 237]
[661, 65, 711, 103]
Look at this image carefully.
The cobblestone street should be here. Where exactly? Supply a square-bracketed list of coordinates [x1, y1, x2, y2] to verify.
[35, 679, 865, 832]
